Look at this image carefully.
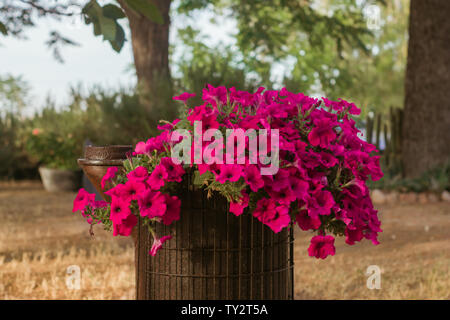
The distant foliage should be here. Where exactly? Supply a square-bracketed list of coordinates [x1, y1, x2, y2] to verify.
[0, 75, 35, 179]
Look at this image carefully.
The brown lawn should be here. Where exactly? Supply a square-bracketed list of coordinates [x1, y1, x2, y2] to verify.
[0, 181, 448, 299]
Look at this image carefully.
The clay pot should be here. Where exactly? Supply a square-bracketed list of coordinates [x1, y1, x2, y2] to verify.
[77, 145, 132, 200]
[39, 167, 82, 192]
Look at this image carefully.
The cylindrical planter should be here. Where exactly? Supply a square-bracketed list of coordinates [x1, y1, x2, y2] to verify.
[77, 145, 133, 199]
[39, 166, 82, 192]
[78, 146, 294, 300]
[134, 174, 294, 300]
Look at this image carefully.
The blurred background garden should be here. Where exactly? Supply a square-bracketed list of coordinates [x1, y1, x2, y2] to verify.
[0, 0, 449, 299]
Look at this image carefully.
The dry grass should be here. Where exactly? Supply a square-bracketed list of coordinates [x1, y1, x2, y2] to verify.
[0, 181, 448, 299]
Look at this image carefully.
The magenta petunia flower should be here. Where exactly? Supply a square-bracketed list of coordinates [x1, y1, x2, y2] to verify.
[104, 183, 125, 200]
[147, 164, 168, 190]
[202, 84, 227, 106]
[308, 189, 335, 218]
[127, 166, 149, 183]
[308, 118, 337, 148]
[317, 151, 338, 168]
[215, 164, 243, 184]
[160, 157, 185, 182]
[173, 92, 196, 102]
[269, 186, 296, 206]
[229, 191, 249, 216]
[253, 198, 277, 224]
[72, 188, 95, 213]
[270, 169, 290, 192]
[243, 165, 264, 192]
[113, 212, 137, 237]
[296, 210, 321, 231]
[307, 235, 336, 259]
[110, 198, 131, 224]
[161, 195, 181, 225]
[345, 226, 364, 245]
[265, 205, 291, 233]
[150, 235, 172, 256]
[120, 180, 146, 202]
[137, 189, 167, 218]
[101, 167, 118, 189]
[288, 177, 309, 200]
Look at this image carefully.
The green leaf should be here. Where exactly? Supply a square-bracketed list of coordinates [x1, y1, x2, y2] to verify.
[93, 21, 101, 36]
[124, 0, 164, 24]
[99, 16, 117, 42]
[193, 170, 212, 186]
[0, 22, 8, 35]
[102, 4, 126, 20]
[110, 23, 125, 52]
[82, 0, 102, 18]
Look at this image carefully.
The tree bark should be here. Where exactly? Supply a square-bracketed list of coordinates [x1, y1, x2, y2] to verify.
[402, 0, 450, 178]
[119, 0, 174, 120]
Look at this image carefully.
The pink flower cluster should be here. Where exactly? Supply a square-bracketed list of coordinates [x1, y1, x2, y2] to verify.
[73, 85, 383, 259]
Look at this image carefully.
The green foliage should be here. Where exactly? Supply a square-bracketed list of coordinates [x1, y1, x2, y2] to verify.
[0, 75, 34, 179]
[22, 102, 86, 170]
[0, 0, 163, 58]
[68, 86, 157, 145]
[0, 21, 7, 35]
[283, 0, 408, 116]
[124, 0, 164, 24]
[368, 162, 450, 193]
[172, 27, 259, 105]
[82, 1, 127, 52]
[14, 85, 157, 173]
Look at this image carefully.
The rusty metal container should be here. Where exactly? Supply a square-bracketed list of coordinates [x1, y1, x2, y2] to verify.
[77, 145, 132, 199]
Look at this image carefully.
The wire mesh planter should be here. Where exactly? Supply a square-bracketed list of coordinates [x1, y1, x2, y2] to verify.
[134, 174, 295, 300]
[78, 145, 294, 300]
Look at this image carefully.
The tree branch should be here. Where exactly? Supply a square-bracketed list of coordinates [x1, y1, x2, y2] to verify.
[19, 0, 80, 17]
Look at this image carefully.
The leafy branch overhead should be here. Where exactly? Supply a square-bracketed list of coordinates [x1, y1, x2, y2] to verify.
[82, 1, 127, 52]
[0, 0, 164, 59]
[82, 0, 164, 52]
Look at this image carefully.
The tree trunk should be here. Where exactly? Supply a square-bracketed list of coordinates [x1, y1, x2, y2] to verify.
[119, 0, 175, 121]
[402, 0, 450, 178]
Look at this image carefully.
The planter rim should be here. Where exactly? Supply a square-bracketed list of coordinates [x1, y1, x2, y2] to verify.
[39, 166, 81, 172]
[83, 144, 133, 161]
[77, 158, 125, 166]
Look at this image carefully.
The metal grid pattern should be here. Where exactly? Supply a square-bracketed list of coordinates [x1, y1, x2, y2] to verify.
[135, 175, 294, 300]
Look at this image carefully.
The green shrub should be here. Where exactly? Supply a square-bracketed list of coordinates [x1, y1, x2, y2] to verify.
[368, 161, 450, 193]
[22, 101, 85, 170]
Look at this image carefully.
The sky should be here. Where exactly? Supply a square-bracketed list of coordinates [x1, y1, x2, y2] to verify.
[0, 3, 236, 113]
[1, 14, 135, 111]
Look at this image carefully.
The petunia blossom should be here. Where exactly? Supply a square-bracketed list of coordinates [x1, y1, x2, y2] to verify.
[101, 167, 118, 189]
[150, 235, 172, 256]
[229, 191, 249, 216]
[137, 190, 167, 218]
[113, 213, 137, 237]
[161, 195, 181, 225]
[307, 235, 336, 259]
[73, 188, 95, 213]
[215, 164, 242, 184]
[147, 164, 168, 190]
[173, 92, 196, 102]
